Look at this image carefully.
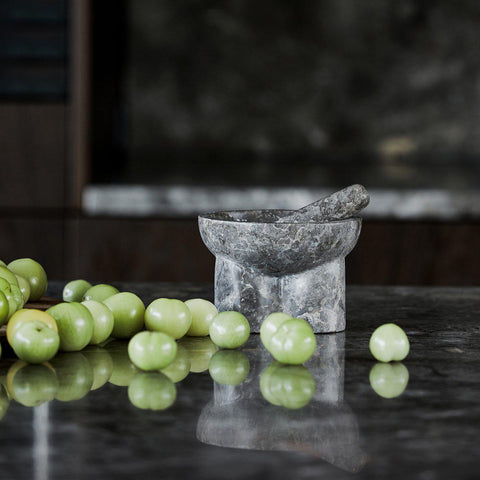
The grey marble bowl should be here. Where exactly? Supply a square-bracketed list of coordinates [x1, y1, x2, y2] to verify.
[198, 209, 362, 333]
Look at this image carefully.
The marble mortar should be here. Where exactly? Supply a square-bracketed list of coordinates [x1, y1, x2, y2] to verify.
[198, 209, 362, 333]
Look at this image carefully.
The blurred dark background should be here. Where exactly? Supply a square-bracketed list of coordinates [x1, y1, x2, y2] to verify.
[1, 0, 480, 284]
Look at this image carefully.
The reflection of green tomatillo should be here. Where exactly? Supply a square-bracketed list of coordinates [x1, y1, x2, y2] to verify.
[0, 384, 9, 420]
[369, 362, 409, 399]
[8, 362, 58, 407]
[160, 344, 191, 383]
[179, 337, 218, 373]
[82, 346, 114, 390]
[128, 372, 176, 410]
[260, 361, 315, 409]
[50, 352, 94, 402]
[208, 350, 250, 385]
[106, 341, 141, 386]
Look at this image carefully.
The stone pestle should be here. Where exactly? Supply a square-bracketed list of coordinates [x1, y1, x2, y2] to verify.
[275, 184, 370, 223]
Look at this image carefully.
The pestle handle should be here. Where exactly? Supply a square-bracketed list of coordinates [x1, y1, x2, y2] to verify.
[275, 184, 370, 223]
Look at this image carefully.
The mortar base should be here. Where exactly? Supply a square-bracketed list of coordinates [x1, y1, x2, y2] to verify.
[214, 258, 346, 333]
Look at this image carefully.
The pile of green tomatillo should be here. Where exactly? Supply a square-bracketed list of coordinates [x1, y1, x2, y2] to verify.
[0, 258, 49, 359]
[0, 266, 319, 374]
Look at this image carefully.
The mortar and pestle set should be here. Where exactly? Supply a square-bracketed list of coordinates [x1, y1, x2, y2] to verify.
[199, 184, 369, 333]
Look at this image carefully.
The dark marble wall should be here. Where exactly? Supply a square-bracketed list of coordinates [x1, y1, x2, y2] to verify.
[97, 0, 480, 187]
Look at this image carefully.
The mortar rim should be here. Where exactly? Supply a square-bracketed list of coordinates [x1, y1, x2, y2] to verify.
[198, 209, 362, 226]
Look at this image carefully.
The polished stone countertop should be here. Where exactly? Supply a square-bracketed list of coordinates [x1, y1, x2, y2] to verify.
[0, 283, 479, 479]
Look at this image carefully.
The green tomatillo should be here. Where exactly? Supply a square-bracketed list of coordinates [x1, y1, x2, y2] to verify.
[209, 311, 250, 349]
[369, 323, 410, 362]
[7, 258, 47, 301]
[145, 298, 192, 339]
[268, 318, 316, 365]
[63, 279, 92, 303]
[103, 292, 145, 339]
[10, 320, 59, 364]
[46, 302, 94, 352]
[83, 284, 119, 303]
[185, 298, 218, 337]
[128, 331, 177, 371]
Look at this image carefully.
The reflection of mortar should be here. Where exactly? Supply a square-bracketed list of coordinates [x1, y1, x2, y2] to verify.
[198, 210, 361, 333]
[196, 335, 366, 473]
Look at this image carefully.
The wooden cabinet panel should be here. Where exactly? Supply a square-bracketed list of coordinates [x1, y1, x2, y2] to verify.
[347, 221, 480, 285]
[65, 217, 480, 285]
[65, 217, 215, 283]
[0, 215, 478, 285]
[0, 216, 65, 278]
[0, 103, 67, 208]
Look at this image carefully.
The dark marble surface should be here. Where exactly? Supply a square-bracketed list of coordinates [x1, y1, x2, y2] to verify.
[94, 2, 480, 192]
[0, 282, 479, 480]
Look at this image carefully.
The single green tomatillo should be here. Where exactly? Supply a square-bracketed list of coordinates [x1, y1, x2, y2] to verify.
[103, 292, 145, 339]
[10, 320, 59, 364]
[184, 298, 218, 337]
[7, 258, 47, 301]
[209, 311, 250, 349]
[145, 298, 192, 339]
[46, 302, 94, 352]
[260, 312, 293, 350]
[63, 279, 92, 303]
[128, 331, 177, 371]
[369, 323, 410, 362]
[83, 284, 119, 303]
[268, 318, 316, 365]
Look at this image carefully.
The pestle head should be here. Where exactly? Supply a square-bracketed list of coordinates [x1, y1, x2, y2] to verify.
[275, 184, 370, 223]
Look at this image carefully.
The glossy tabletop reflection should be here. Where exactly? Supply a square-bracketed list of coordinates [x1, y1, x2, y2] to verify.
[0, 283, 479, 480]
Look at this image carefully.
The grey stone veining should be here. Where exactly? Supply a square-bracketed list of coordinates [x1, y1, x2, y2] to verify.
[199, 209, 361, 332]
